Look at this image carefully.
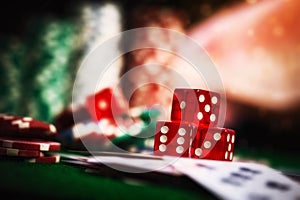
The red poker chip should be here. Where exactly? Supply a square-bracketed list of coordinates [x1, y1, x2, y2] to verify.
[0, 114, 57, 139]
[27, 155, 60, 163]
[0, 137, 61, 151]
[0, 147, 43, 157]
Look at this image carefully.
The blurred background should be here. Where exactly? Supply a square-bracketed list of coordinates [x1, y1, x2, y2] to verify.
[0, 0, 299, 155]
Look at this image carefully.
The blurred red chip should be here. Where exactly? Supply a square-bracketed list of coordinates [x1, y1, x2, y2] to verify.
[0, 146, 43, 157]
[0, 114, 57, 139]
[27, 154, 60, 163]
[0, 137, 61, 151]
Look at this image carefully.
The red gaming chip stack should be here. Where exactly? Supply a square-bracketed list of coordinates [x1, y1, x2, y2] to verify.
[153, 88, 236, 161]
[0, 114, 57, 139]
[27, 155, 60, 163]
[0, 137, 61, 151]
[0, 114, 61, 163]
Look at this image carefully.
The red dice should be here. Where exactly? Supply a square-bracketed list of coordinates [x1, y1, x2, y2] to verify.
[171, 88, 220, 126]
[154, 121, 196, 157]
[191, 126, 235, 161]
[154, 121, 235, 161]
[85, 87, 127, 122]
[154, 88, 235, 161]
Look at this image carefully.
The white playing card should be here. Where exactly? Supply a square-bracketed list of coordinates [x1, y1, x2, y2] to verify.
[88, 156, 182, 175]
[58, 151, 300, 199]
[173, 158, 300, 200]
[58, 151, 182, 175]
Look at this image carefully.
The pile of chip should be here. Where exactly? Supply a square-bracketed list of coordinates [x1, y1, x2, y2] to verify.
[0, 114, 61, 163]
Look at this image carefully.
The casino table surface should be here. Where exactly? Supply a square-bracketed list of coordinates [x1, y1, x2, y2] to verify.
[0, 148, 299, 200]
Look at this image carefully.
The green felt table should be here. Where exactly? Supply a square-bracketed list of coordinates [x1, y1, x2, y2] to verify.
[0, 148, 299, 200]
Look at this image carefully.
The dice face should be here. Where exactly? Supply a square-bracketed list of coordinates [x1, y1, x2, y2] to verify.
[154, 121, 197, 157]
[86, 88, 127, 121]
[154, 88, 235, 161]
[191, 126, 235, 161]
[170, 88, 220, 126]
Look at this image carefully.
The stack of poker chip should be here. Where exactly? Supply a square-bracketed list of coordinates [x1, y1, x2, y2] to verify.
[0, 37, 24, 115]
[72, 2, 122, 106]
[55, 95, 161, 153]
[18, 17, 82, 123]
[0, 113, 61, 163]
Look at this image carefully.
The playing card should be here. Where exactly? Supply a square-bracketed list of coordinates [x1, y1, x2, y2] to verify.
[88, 155, 181, 175]
[173, 158, 300, 200]
[58, 151, 300, 199]
[58, 151, 181, 175]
